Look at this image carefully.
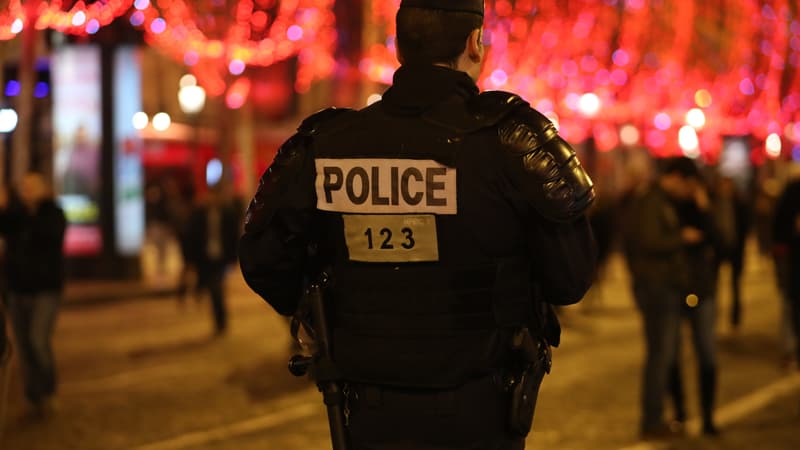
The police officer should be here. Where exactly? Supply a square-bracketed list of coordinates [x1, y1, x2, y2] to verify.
[239, 1, 596, 448]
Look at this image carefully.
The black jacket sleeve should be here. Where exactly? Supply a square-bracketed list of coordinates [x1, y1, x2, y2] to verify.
[527, 215, 596, 305]
[238, 132, 317, 316]
[238, 108, 352, 316]
[496, 104, 597, 305]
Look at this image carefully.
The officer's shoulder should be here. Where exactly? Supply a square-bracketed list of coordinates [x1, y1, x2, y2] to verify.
[469, 91, 553, 131]
[476, 91, 553, 130]
[422, 90, 526, 133]
[482, 92, 559, 154]
[297, 107, 357, 136]
[454, 90, 524, 129]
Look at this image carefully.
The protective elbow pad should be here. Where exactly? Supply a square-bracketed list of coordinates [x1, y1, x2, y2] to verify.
[499, 108, 595, 222]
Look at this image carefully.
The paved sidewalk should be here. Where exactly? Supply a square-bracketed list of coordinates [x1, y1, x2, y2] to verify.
[2, 249, 799, 450]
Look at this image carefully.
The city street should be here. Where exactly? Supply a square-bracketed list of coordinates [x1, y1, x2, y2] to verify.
[2, 248, 799, 450]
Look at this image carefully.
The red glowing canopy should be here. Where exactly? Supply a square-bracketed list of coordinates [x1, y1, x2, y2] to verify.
[131, 0, 337, 99]
[363, 0, 800, 158]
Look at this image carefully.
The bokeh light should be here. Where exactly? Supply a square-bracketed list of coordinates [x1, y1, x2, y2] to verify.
[620, 124, 641, 146]
[152, 112, 171, 131]
[766, 133, 782, 158]
[132, 112, 149, 130]
[686, 108, 707, 130]
[0, 108, 19, 133]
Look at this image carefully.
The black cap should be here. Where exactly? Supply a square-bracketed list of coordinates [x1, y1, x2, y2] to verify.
[400, 0, 485, 16]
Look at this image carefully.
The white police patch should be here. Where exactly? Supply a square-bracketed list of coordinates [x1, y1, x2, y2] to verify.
[315, 158, 457, 214]
[343, 214, 439, 262]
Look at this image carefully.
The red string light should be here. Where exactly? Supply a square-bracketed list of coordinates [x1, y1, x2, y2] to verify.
[1, 0, 134, 39]
[133, 0, 336, 98]
[364, 0, 800, 159]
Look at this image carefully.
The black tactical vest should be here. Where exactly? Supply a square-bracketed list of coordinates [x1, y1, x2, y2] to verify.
[307, 66, 542, 388]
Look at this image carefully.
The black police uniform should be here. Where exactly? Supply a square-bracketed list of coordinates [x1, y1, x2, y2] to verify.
[239, 3, 596, 449]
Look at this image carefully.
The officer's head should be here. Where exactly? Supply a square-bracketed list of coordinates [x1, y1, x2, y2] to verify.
[396, 0, 485, 80]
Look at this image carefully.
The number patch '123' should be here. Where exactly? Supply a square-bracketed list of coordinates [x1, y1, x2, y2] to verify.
[343, 214, 438, 263]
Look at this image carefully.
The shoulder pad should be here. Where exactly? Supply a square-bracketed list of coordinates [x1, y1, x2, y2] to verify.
[422, 90, 527, 134]
[467, 90, 529, 124]
[498, 104, 595, 222]
[298, 107, 355, 136]
[498, 105, 559, 155]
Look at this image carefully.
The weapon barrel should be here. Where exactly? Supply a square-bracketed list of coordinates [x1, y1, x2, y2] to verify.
[307, 282, 350, 450]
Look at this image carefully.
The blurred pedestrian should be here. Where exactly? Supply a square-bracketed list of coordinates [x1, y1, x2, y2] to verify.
[773, 164, 800, 369]
[144, 182, 171, 280]
[624, 157, 704, 440]
[668, 174, 720, 436]
[161, 178, 194, 304]
[712, 176, 751, 331]
[0, 173, 66, 418]
[185, 184, 240, 336]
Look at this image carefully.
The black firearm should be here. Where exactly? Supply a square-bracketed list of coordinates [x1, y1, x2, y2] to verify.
[288, 275, 349, 450]
[506, 327, 552, 437]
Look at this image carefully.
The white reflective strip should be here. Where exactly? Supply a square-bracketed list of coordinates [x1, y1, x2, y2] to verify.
[315, 158, 457, 215]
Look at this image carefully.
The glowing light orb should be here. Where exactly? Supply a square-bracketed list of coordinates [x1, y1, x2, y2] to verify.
[72, 11, 86, 27]
[152, 112, 171, 131]
[695, 89, 713, 108]
[10, 19, 23, 34]
[226, 92, 246, 109]
[183, 51, 199, 66]
[206, 158, 223, 187]
[287, 25, 304, 42]
[0, 108, 19, 133]
[130, 11, 145, 27]
[150, 18, 167, 34]
[565, 93, 581, 111]
[132, 112, 149, 130]
[86, 19, 100, 35]
[179, 74, 197, 88]
[654, 113, 672, 130]
[686, 108, 706, 129]
[766, 133, 782, 158]
[134, 0, 150, 10]
[679, 126, 700, 157]
[490, 69, 508, 87]
[229, 59, 246, 75]
[620, 124, 640, 146]
[578, 93, 601, 117]
[739, 78, 755, 96]
[178, 85, 207, 115]
[33, 82, 49, 98]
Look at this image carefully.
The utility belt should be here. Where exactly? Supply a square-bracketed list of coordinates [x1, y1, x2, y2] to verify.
[341, 327, 551, 439]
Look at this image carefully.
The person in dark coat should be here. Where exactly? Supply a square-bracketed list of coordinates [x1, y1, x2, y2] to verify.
[623, 157, 705, 439]
[667, 175, 721, 436]
[712, 176, 751, 330]
[184, 185, 240, 335]
[773, 168, 800, 369]
[0, 173, 66, 416]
